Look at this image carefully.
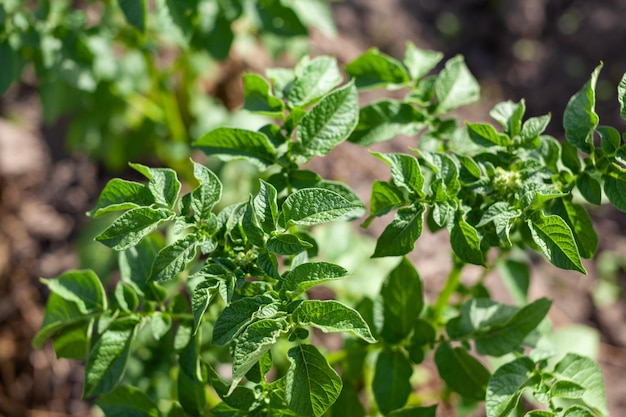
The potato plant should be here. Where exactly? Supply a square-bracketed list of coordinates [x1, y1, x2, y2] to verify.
[33, 44, 626, 416]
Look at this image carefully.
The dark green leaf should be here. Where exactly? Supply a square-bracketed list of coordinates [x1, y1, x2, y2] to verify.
[372, 152, 424, 197]
[178, 364, 207, 416]
[286, 344, 342, 417]
[191, 161, 222, 221]
[576, 172, 602, 205]
[282, 188, 364, 226]
[486, 357, 539, 417]
[130, 163, 181, 209]
[53, 321, 91, 359]
[348, 99, 425, 146]
[266, 233, 313, 255]
[603, 163, 626, 212]
[96, 207, 174, 251]
[467, 123, 511, 148]
[256, 1, 307, 37]
[118, 0, 147, 32]
[213, 295, 277, 345]
[373, 203, 424, 257]
[527, 211, 586, 273]
[345, 48, 410, 89]
[380, 257, 423, 343]
[435, 343, 490, 400]
[97, 385, 161, 417]
[292, 300, 375, 342]
[89, 179, 154, 217]
[403, 42, 443, 81]
[0, 41, 20, 96]
[283, 262, 348, 297]
[243, 73, 284, 117]
[597, 125, 621, 154]
[387, 405, 437, 417]
[119, 236, 165, 301]
[33, 293, 86, 348]
[435, 55, 480, 113]
[41, 270, 107, 314]
[561, 141, 582, 173]
[451, 216, 486, 266]
[190, 280, 217, 335]
[330, 381, 366, 417]
[563, 64, 602, 154]
[551, 199, 598, 259]
[288, 56, 342, 108]
[253, 180, 278, 234]
[294, 82, 358, 162]
[84, 316, 141, 397]
[195, 127, 276, 168]
[553, 353, 607, 415]
[150, 234, 198, 282]
[373, 348, 413, 415]
[367, 181, 407, 222]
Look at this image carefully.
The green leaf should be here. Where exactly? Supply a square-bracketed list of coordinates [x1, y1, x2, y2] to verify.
[576, 172, 602, 205]
[130, 163, 181, 209]
[527, 211, 586, 273]
[373, 348, 413, 415]
[114, 282, 139, 313]
[603, 163, 626, 212]
[195, 127, 276, 168]
[597, 125, 621, 154]
[84, 316, 141, 397]
[345, 48, 410, 89]
[286, 344, 342, 417]
[403, 42, 443, 81]
[387, 406, 437, 417]
[348, 99, 425, 146]
[41, 270, 107, 314]
[496, 259, 530, 305]
[525, 412, 555, 417]
[467, 123, 511, 148]
[243, 73, 285, 117]
[562, 406, 596, 417]
[294, 81, 358, 162]
[519, 114, 551, 147]
[190, 280, 217, 335]
[119, 236, 165, 301]
[97, 385, 161, 417]
[476, 202, 521, 247]
[150, 234, 198, 282]
[435, 55, 480, 113]
[282, 188, 364, 226]
[212, 295, 276, 345]
[178, 363, 207, 416]
[551, 199, 598, 259]
[619, 72, 626, 120]
[288, 56, 342, 108]
[266, 233, 313, 255]
[367, 180, 406, 222]
[490, 100, 525, 137]
[33, 293, 87, 348]
[563, 64, 602, 154]
[553, 353, 607, 415]
[380, 257, 423, 343]
[292, 300, 375, 343]
[256, 0, 307, 37]
[0, 41, 20, 96]
[231, 318, 289, 392]
[283, 262, 348, 297]
[486, 357, 539, 417]
[52, 320, 91, 360]
[147, 312, 171, 341]
[252, 180, 278, 234]
[191, 161, 222, 221]
[435, 343, 491, 400]
[561, 141, 582, 173]
[118, 0, 147, 32]
[89, 179, 154, 217]
[372, 152, 424, 196]
[96, 207, 174, 250]
[330, 381, 366, 417]
[373, 203, 424, 257]
[549, 380, 585, 399]
[451, 216, 486, 266]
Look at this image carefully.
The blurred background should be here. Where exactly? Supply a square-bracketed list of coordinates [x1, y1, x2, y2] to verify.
[1, 0, 626, 415]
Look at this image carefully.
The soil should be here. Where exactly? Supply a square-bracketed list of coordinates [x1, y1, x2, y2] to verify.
[1, 1, 625, 416]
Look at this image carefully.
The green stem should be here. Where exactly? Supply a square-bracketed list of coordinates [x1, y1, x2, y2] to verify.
[431, 260, 465, 324]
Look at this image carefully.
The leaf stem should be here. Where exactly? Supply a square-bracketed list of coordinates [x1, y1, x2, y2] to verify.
[430, 259, 465, 324]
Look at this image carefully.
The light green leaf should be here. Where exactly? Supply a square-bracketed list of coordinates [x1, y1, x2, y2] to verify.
[564, 64, 602, 154]
[191, 161, 222, 221]
[288, 56, 342, 108]
[576, 172, 602, 205]
[519, 114, 551, 147]
[345, 48, 410, 89]
[212, 295, 277, 345]
[129, 163, 181, 209]
[348, 99, 425, 146]
[89, 179, 154, 217]
[619, 72, 626, 120]
[147, 312, 171, 341]
[496, 259, 530, 305]
[283, 262, 348, 297]
[114, 282, 139, 313]
[84, 316, 141, 397]
[266, 233, 313, 255]
[525, 411, 555, 417]
[451, 216, 486, 266]
[553, 353, 607, 415]
[527, 211, 586, 273]
[603, 163, 626, 212]
[380, 257, 423, 343]
[373, 348, 413, 415]
[231, 318, 289, 392]
[195, 127, 276, 168]
[253, 180, 278, 234]
[551, 199, 598, 259]
[372, 152, 424, 196]
[486, 357, 539, 417]
[403, 42, 443, 81]
[373, 203, 424, 257]
[96, 207, 174, 250]
[490, 100, 525, 137]
[292, 300, 375, 343]
[435, 343, 491, 400]
[562, 406, 596, 417]
[97, 385, 161, 417]
[33, 294, 87, 348]
[294, 82, 358, 162]
[435, 55, 480, 113]
[282, 188, 364, 226]
[467, 123, 511, 148]
[243, 73, 284, 118]
[41, 270, 107, 314]
[549, 380, 585, 399]
[286, 344, 342, 417]
[118, 0, 147, 32]
[149, 234, 198, 282]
